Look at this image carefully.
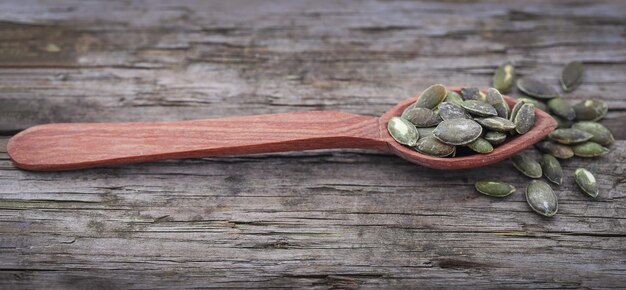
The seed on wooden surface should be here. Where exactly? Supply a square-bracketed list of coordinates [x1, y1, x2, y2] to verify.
[541, 154, 563, 185]
[484, 131, 507, 145]
[475, 179, 516, 197]
[574, 168, 598, 198]
[571, 142, 609, 157]
[573, 99, 608, 121]
[475, 117, 516, 132]
[552, 114, 574, 129]
[526, 180, 558, 217]
[416, 127, 436, 139]
[535, 141, 574, 159]
[517, 78, 559, 99]
[401, 106, 442, 127]
[571, 121, 614, 146]
[438, 102, 470, 120]
[461, 100, 498, 117]
[415, 84, 447, 109]
[387, 117, 419, 146]
[547, 98, 575, 121]
[517, 97, 548, 112]
[466, 138, 493, 154]
[514, 103, 536, 134]
[444, 90, 464, 106]
[433, 118, 483, 145]
[414, 135, 456, 157]
[549, 128, 593, 144]
[493, 63, 515, 93]
[511, 154, 542, 178]
[561, 61, 583, 92]
[460, 87, 485, 101]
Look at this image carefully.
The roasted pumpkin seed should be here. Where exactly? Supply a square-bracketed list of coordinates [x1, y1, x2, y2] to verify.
[460, 87, 484, 101]
[574, 168, 598, 198]
[415, 84, 447, 109]
[475, 179, 516, 197]
[535, 141, 574, 159]
[549, 128, 593, 144]
[526, 180, 558, 217]
[517, 78, 559, 99]
[402, 106, 442, 127]
[486, 88, 510, 118]
[547, 98, 575, 121]
[475, 117, 516, 132]
[552, 114, 574, 129]
[541, 154, 563, 185]
[444, 90, 464, 106]
[571, 142, 609, 157]
[438, 102, 470, 120]
[467, 138, 493, 154]
[433, 118, 483, 145]
[561, 61, 583, 92]
[387, 117, 419, 146]
[511, 154, 542, 178]
[461, 100, 498, 117]
[484, 131, 507, 145]
[414, 135, 456, 157]
[416, 127, 436, 139]
[514, 103, 536, 134]
[493, 63, 515, 93]
[571, 121, 614, 146]
[573, 99, 608, 121]
[509, 100, 526, 122]
[517, 97, 548, 112]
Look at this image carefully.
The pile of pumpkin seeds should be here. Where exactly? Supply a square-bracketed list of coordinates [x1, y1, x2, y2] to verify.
[475, 61, 613, 217]
[388, 84, 535, 157]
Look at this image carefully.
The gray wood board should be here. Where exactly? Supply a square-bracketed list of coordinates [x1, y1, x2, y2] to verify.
[1, 0, 625, 288]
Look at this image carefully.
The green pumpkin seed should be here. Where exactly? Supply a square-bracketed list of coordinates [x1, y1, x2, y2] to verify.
[547, 98, 575, 121]
[541, 154, 563, 185]
[402, 106, 442, 127]
[387, 117, 419, 146]
[475, 179, 516, 197]
[574, 168, 598, 198]
[561, 61, 583, 92]
[526, 180, 558, 217]
[573, 99, 608, 121]
[493, 63, 515, 93]
[414, 135, 456, 157]
[517, 97, 548, 112]
[475, 117, 516, 132]
[509, 100, 526, 122]
[484, 131, 507, 145]
[552, 114, 574, 129]
[444, 90, 464, 106]
[416, 127, 436, 139]
[433, 118, 483, 145]
[514, 103, 536, 134]
[517, 78, 559, 99]
[511, 154, 542, 178]
[571, 142, 609, 157]
[461, 100, 498, 117]
[460, 87, 485, 101]
[571, 121, 614, 146]
[415, 84, 447, 109]
[466, 138, 493, 154]
[549, 128, 593, 144]
[438, 102, 470, 120]
[535, 141, 574, 159]
[486, 88, 510, 118]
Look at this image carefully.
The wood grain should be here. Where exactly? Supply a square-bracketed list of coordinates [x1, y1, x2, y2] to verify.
[0, 0, 625, 288]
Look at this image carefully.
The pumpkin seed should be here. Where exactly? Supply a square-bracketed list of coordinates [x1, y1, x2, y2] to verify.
[402, 106, 442, 127]
[517, 78, 559, 99]
[561, 61, 583, 92]
[552, 114, 574, 129]
[414, 135, 456, 157]
[416, 127, 436, 139]
[444, 90, 464, 106]
[517, 97, 548, 112]
[549, 128, 593, 144]
[387, 117, 419, 146]
[509, 100, 526, 122]
[433, 118, 483, 145]
[475, 179, 516, 197]
[547, 98, 575, 121]
[475, 117, 516, 132]
[466, 138, 493, 154]
[493, 63, 515, 93]
[484, 131, 507, 145]
[460, 87, 485, 101]
[574, 168, 598, 198]
[571, 142, 609, 157]
[514, 103, 536, 134]
[571, 121, 614, 146]
[461, 100, 498, 117]
[486, 88, 510, 118]
[526, 180, 558, 217]
[535, 141, 574, 159]
[511, 154, 542, 178]
[573, 99, 608, 121]
[541, 154, 563, 185]
[415, 84, 447, 109]
[438, 102, 470, 120]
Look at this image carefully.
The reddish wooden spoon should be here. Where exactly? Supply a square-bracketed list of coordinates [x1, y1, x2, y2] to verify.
[7, 88, 557, 171]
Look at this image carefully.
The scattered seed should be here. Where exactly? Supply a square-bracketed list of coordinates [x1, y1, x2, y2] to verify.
[547, 98, 576, 121]
[573, 99, 608, 121]
[541, 154, 563, 185]
[571, 122, 615, 146]
[574, 168, 598, 198]
[561, 61, 583, 92]
[475, 179, 516, 197]
[549, 128, 593, 144]
[526, 180, 558, 217]
[493, 63, 515, 93]
[511, 154, 542, 178]
[517, 78, 559, 99]
[571, 142, 609, 157]
[535, 141, 574, 159]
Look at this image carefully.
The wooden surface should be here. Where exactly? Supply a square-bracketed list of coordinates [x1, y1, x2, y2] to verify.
[0, 0, 625, 288]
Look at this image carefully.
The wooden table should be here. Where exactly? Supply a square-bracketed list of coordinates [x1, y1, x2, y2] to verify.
[1, 1, 625, 288]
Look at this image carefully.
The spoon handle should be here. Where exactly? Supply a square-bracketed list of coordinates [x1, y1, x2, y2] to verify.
[7, 111, 387, 171]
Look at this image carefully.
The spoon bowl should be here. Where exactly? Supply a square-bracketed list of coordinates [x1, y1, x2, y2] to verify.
[7, 87, 556, 171]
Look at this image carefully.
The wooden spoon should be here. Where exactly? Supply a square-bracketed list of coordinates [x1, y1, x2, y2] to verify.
[7, 88, 557, 171]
